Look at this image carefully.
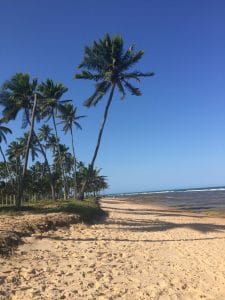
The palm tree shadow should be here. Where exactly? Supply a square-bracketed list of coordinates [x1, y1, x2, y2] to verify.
[34, 217, 225, 244]
[103, 218, 225, 233]
[101, 206, 206, 219]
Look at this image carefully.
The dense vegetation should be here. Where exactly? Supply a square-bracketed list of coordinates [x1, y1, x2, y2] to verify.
[0, 33, 153, 209]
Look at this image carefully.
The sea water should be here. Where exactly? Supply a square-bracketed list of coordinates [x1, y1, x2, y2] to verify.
[109, 187, 225, 210]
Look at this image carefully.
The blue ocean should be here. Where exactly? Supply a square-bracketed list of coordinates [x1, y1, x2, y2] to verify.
[111, 187, 225, 210]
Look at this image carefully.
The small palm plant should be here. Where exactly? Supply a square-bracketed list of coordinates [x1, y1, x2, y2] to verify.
[75, 33, 154, 199]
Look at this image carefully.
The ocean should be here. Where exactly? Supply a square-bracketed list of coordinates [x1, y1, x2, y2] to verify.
[110, 187, 225, 210]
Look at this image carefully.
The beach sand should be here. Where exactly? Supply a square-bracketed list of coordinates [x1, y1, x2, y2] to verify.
[1, 197, 225, 299]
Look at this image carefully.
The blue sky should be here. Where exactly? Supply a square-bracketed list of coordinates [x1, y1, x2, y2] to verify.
[0, 0, 225, 193]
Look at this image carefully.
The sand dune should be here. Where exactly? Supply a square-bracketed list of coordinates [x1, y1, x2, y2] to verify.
[1, 197, 225, 299]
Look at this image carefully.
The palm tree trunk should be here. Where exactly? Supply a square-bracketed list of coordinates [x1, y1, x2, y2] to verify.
[24, 113, 56, 201]
[70, 127, 78, 198]
[0, 145, 12, 183]
[16, 157, 20, 205]
[32, 131, 56, 201]
[78, 84, 116, 200]
[17, 94, 37, 209]
[52, 111, 67, 200]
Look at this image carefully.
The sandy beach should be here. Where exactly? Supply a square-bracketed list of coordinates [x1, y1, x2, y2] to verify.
[1, 197, 225, 299]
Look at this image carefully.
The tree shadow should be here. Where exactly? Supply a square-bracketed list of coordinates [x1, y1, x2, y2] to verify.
[101, 206, 205, 219]
[103, 218, 225, 233]
[34, 234, 225, 244]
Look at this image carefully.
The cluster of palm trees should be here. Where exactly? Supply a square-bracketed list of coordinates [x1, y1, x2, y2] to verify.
[0, 33, 153, 209]
[0, 74, 107, 208]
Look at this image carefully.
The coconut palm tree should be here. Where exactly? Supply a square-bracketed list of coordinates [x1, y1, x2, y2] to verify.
[17, 132, 41, 163]
[0, 73, 56, 204]
[46, 134, 58, 155]
[38, 79, 70, 199]
[0, 73, 37, 125]
[38, 124, 53, 157]
[59, 103, 85, 198]
[7, 140, 24, 203]
[53, 143, 73, 197]
[0, 73, 39, 207]
[75, 33, 154, 199]
[0, 123, 12, 182]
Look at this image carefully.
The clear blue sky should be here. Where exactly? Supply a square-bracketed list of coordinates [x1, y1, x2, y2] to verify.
[0, 0, 225, 193]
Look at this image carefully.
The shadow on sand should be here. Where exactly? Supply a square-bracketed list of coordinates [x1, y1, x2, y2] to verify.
[34, 235, 225, 243]
[34, 210, 225, 244]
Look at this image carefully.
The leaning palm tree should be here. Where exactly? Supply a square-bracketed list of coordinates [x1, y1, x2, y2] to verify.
[0, 122, 12, 182]
[38, 79, 70, 199]
[0, 73, 56, 206]
[0, 73, 38, 207]
[75, 33, 154, 199]
[59, 103, 85, 198]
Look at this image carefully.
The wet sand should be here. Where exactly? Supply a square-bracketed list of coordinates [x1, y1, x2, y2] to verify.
[1, 197, 225, 299]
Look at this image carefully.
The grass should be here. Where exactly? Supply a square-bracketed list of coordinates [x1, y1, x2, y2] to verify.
[0, 197, 106, 223]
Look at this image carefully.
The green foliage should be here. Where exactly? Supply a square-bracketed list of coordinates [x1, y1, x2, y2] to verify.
[59, 103, 85, 133]
[0, 123, 12, 144]
[0, 34, 151, 206]
[75, 33, 154, 107]
[0, 73, 37, 125]
[0, 198, 106, 223]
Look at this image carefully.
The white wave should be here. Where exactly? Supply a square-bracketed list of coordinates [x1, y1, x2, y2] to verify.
[112, 187, 225, 196]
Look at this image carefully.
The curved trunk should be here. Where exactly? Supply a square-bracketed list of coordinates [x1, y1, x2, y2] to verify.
[17, 95, 56, 207]
[70, 127, 77, 198]
[52, 111, 67, 200]
[33, 133, 56, 201]
[78, 84, 116, 200]
[17, 94, 37, 209]
[24, 105, 56, 200]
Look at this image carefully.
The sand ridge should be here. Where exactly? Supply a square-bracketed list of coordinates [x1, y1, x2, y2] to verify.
[0, 197, 225, 299]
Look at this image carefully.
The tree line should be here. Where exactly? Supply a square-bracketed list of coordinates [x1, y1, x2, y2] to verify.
[0, 33, 154, 209]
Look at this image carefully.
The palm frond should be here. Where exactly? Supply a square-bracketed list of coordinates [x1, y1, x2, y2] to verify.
[123, 80, 141, 96]
[84, 81, 111, 107]
[75, 71, 103, 81]
[117, 80, 126, 99]
[121, 71, 154, 81]
[74, 121, 82, 130]
[122, 50, 144, 71]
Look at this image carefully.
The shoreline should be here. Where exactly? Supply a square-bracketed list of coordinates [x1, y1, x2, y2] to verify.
[109, 195, 225, 218]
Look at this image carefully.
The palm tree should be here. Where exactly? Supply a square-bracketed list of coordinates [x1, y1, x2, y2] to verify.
[53, 143, 73, 197]
[7, 140, 24, 202]
[59, 103, 85, 198]
[46, 134, 58, 155]
[0, 123, 12, 182]
[17, 132, 41, 163]
[16, 132, 41, 203]
[77, 163, 108, 196]
[0, 73, 38, 207]
[0, 73, 37, 125]
[0, 73, 56, 204]
[38, 79, 70, 199]
[75, 33, 154, 199]
[38, 124, 52, 142]
[38, 124, 52, 157]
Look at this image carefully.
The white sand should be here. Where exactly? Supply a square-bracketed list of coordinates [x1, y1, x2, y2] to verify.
[1, 197, 225, 299]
